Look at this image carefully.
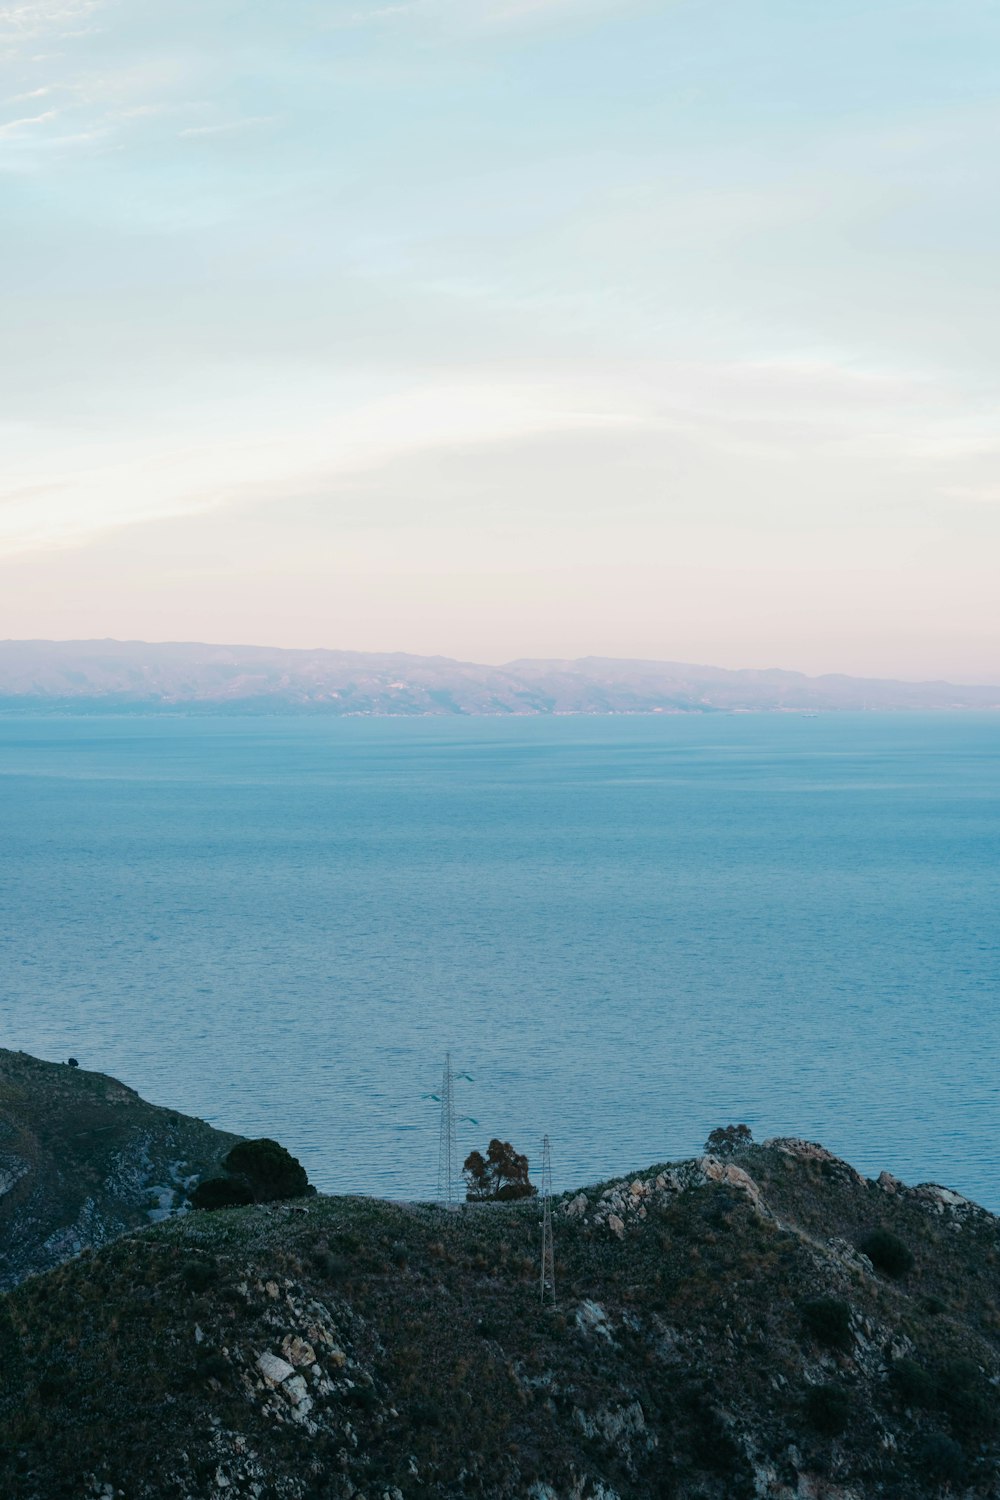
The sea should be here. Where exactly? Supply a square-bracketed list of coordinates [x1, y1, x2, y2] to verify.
[1, 711, 997, 1209]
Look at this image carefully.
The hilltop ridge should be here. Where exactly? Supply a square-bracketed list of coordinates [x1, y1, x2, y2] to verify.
[1, 1055, 998, 1497]
[0, 1049, 238, 1289]
[0, 639, 998, 714]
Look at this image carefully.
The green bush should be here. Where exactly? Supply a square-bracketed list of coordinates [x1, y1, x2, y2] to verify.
[938, 1358, 997, 1439]
[221, 1138, 311, 1202]
[345, 1383, 378, 1412]
[196, 1351, 229, 1383]
[36, 1372, 71, 1404]
[912, 1431, 964, 1483]
[311, 1248, 347, 1282]
[858, 1229, 913, 1278]
[180, 1258, 218, 1292]
[805, 1383, 851, 1435]
[889, 1357, 934, 1408]
[189, 1176, 254, 1211]
[801, 1297, 852, 1352]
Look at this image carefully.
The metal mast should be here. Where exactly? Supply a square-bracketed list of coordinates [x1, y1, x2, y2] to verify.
[539, 1134, 555, 1305]
[437, 1052, 457, 1203]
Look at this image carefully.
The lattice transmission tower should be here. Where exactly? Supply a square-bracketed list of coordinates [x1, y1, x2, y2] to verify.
[424, 1053, 476, 1204]
[539, 1134, 555, 1305]
[437, 1052, 457, 1202]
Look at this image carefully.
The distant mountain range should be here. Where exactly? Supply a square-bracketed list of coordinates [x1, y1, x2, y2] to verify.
[0, 638, 997, 714]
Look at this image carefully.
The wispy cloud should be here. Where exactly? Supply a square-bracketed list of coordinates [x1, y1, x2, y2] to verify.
[330, 0, 641, 33]
[7, 81, 52, 98]
[0, 103, 56, 132]
[0, 42, 210, 167]
[0, 373, 649, 556]
[1, 354, 987, 562]
[0, 0, 106, 46]
[178, 114, 275, 140]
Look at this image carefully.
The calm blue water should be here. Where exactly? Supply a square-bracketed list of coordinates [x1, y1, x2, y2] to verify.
[0, 713, 998, 1209]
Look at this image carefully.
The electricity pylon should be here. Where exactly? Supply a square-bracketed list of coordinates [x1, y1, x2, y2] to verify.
[422, 1054, 476, 1204]
[539, 1134, 555, 1305]
[438, 1052, 456, 1202]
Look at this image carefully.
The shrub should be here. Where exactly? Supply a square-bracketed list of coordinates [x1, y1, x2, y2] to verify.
[704, 1124, 752, 1156]
[345, 1383, 378, 1412]
[222, 1138, 311, 1202]
[463, 1140, 537, 1201]
[889, 1358, 934, 1408]
[180, 1258, 218, 1292]
[938, 1358, 997, 1439]
[801, 1297, 852, 1352]
[912, 1432, 964, 1484]
[805, 1383, 851, 1435]
[687, 1401, 744, 1476]
[196, 1351, 229, 1383]
[189, 1176, 254, 1211]
[36, 1372, 71, 1403]
[858, 1229, 913, 1278]
[311, 1248, 347, 1282]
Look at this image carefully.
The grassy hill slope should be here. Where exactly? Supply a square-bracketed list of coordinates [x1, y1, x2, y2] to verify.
[1, 1137, 997, 1499]
[0, 1049, 239, 1289]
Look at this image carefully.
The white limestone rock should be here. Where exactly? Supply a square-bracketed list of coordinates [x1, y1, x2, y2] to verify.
[256, 1352, 296, 1386]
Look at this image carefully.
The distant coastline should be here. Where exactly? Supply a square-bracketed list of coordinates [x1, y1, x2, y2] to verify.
[1, 639, 998, 715]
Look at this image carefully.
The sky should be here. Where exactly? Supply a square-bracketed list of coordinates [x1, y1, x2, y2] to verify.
[1, 0, 999, 680]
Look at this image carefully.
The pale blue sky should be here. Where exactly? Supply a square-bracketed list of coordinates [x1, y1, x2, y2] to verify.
[2, 0, 999, 677]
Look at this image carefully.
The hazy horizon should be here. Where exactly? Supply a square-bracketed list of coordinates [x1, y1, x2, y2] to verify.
[3, 3, 999, 682]
[3, 633, 1000, 690]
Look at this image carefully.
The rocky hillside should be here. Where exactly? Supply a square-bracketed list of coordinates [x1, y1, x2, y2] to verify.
[1, 1131, 997, 1498]
[0, 1049, 239, 1289]
[1, 639, 997, 713]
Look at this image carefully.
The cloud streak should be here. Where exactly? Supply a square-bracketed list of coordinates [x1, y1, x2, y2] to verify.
[0, 355, 989, 561]
[0, 0, 105, 47]
[0, 374, 649, 556]
[0, 104, 56, 132]
[178, 114, 275, 139]
[329, 0, 644, 34]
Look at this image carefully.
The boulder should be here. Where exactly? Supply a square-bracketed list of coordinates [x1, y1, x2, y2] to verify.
[912, 1182, 973, 1211]
[283, 1374, 310, 1407]
[764, 1138, 864, 1185]
[256, 1352, 296, 1386]
[281, 1335, 316, 1367]
[575, 1300, 613, 1341]
[695, 1156, 768, 1214]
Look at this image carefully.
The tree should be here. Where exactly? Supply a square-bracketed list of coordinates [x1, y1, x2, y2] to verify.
[704, 1123, 752, 1156]
[222, 1138, 311, 1201]
[189, 1176, 255, 1210]
[463, 1139, 537, 1201]
[190, 1137, 312, 1211]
